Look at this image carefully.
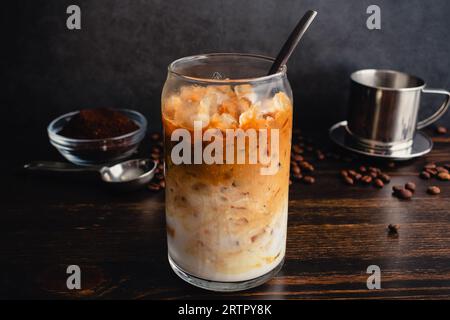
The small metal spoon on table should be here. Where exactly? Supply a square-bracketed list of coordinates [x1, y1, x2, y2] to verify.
[24, 158, 157, 191]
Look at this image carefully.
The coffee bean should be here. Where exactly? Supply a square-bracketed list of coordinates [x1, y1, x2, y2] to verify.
[437, 166, 449, 174]
[292, 144, 302, 153]
[424, 163, 437, 170]
[302, 176, 315, 184]
[348, 170, 357, 177]
[426, 168, 438, 176]
[369, 171, 378, 178]
[159, 180, 166, 188]
[148, 183, 161, 191]
[292, 172, 303, 180]
[151, 146, 161, 154]
[361, 175, 372, 184]
[392, 185, 403, 194]
[427, 186, 441, 195]
[420, 171, 431, 180]
[293, 154, 304, 162]
[292, 166, 301, 175]
[405, 182, 416, 192]
[374, 178, 384, 188]
[340, 170, 349, 178]
[359, 165, 367, 173]
[289, 179, 293, 185]
[436, 126, 447, 134]
[438, 172, 450, 181]
[397, 189, 413, 200]
[354, 173, 362, 181]
[300, 161, 314, 172]
[151, 152, 160, 160]
[387, 224, 399, 235]
[344, 176, 354, 185]
[151, 133, 161, 141]
[317, 152, 325, 160]
[369, 167, 380, 174]
[380, 173, 391, 183]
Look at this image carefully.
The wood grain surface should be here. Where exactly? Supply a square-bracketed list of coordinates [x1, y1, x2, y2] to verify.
[1, 129, 450, 299]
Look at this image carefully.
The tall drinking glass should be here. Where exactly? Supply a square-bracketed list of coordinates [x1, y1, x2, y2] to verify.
[161, 53, 293, 291]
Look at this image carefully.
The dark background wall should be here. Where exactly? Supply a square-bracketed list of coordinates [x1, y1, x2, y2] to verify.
[4, 0, 450, 134]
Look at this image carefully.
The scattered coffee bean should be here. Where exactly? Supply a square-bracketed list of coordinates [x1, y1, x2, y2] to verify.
[340, 170, 349, 178]
[359, 166, 367, 173]
[369, 171, 378, 178]
[397, 189, 413, 200]
[159, 180, 166, 188]
[436, 166, 449, 174]
[344, 176, 354, 185]
[292, 172, 303, 180]
[292, 144, 302, 153]
[354, 173, 362, 181]
[292, 166, 301, 175]
[299, 161, 314, 172]
[302, 176, 315, 184]
[151, 133, 160, 141]
[348, 170, 357, 177]
[151, 152, 160, 160]
[387, 224, 400, 236]
[148, 183, 161, 191]
[438, 172, 450, 181]
[427, 186, 441, 195]
[374, 178, 384, 188]
[369, 167, 380, 174]
[289, 179, 293, 185]
[361, 175, 373, 184]
[405, 182, 416, 192]
[379, 173, 391, 183]
[293, 154, 304, 162]
[420, 171, 431, 180]
[426, 168, 438, 176]
[151, 146, 161, 153]
[436, 126, 448, 134]
[424, 163, 437, 170]
[392, 185, 403, 194]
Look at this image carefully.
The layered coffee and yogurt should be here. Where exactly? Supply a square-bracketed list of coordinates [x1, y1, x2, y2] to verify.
[162, 83, 292, 282]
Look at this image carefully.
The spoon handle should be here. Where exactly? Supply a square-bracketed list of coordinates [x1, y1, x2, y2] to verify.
[24, 161, 100, 173]
[268, 10, 317, 75]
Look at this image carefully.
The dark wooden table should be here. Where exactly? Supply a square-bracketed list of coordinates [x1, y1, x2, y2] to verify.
[2, 128, 450, 299]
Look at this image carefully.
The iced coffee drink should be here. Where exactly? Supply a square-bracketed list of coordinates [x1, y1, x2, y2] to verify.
[162, 54, 293, 291]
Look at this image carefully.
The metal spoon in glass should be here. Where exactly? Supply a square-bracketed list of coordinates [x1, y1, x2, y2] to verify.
[24, 158, 157, 191]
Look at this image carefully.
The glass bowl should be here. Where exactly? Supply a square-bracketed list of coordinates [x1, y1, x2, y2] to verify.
[48, 109, 147, 166]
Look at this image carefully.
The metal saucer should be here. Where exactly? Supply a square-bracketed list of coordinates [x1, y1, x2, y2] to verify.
[329, 121, 433, 160]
